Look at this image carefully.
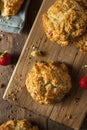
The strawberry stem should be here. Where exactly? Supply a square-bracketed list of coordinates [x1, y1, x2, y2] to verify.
[0, 50, 7, 58]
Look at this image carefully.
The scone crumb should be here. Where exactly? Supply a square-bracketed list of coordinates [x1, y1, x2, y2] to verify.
[82, 65, 87, 68]
[65, 114, 72, 119]
[85, 42, 87, 46]
[12, 97, 17, 101]
[84, 65, 87, 68]
[5, 17, 10, 20]
[75, 97, 80, 104]
[31, 50, 44, 57]
[67, 114, 72, 119]
[0, 34, 4, 37]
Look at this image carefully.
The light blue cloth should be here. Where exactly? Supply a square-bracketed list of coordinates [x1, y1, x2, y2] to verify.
[0, 0, 30, 33]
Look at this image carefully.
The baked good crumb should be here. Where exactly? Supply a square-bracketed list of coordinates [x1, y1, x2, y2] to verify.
[31, 50, 43, 57]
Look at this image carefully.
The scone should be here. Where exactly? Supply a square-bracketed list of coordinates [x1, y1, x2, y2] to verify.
[0, 119, 39, 130]
[0, 0, 24, 17]
[42, 0, 86, 46]
[25, 62, 72, 104]
[74, 32, 87, 53]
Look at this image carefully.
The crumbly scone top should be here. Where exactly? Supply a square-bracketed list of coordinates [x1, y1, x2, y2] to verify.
[26, 62, 72, 104]
[0, 0, 24, 16]
[42, 0, 86, 46]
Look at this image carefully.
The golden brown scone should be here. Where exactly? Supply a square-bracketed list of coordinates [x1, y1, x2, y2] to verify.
[74, 32, 87, 53]
[42, 0, 86, 46]
[0, 0, 24, 17]
[25, 62, 72, 104]
[0, 119, 39, 130]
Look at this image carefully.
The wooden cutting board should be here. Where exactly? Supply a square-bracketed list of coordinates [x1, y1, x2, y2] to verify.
[3, 0, 87, 129]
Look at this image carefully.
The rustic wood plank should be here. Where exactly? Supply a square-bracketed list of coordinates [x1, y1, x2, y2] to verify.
[0, 102, 47, 130]
[3, 0, 55, 117]
[49, 53, 87, 129]
[3, 0, 87, 129]
[48, 119, 73, 130]
[0, 0, 47, 129]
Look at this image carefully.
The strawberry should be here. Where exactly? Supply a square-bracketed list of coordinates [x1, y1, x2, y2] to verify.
[79, 76, 87, 89]
[0, 51, 11, 66]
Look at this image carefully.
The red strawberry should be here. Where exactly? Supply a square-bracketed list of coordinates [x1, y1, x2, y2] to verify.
[0, 51, 11, 66]
[79, 76, 87, 89]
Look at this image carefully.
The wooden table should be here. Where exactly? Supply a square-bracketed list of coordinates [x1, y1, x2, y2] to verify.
[0, 0, 87, 129]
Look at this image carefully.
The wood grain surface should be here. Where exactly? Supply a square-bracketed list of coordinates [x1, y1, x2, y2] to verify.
[0, 0, 47, 130]
[1, 0, 87, 130]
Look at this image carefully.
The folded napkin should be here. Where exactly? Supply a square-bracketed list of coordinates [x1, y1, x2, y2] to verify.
[0, 0, 30, 33]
